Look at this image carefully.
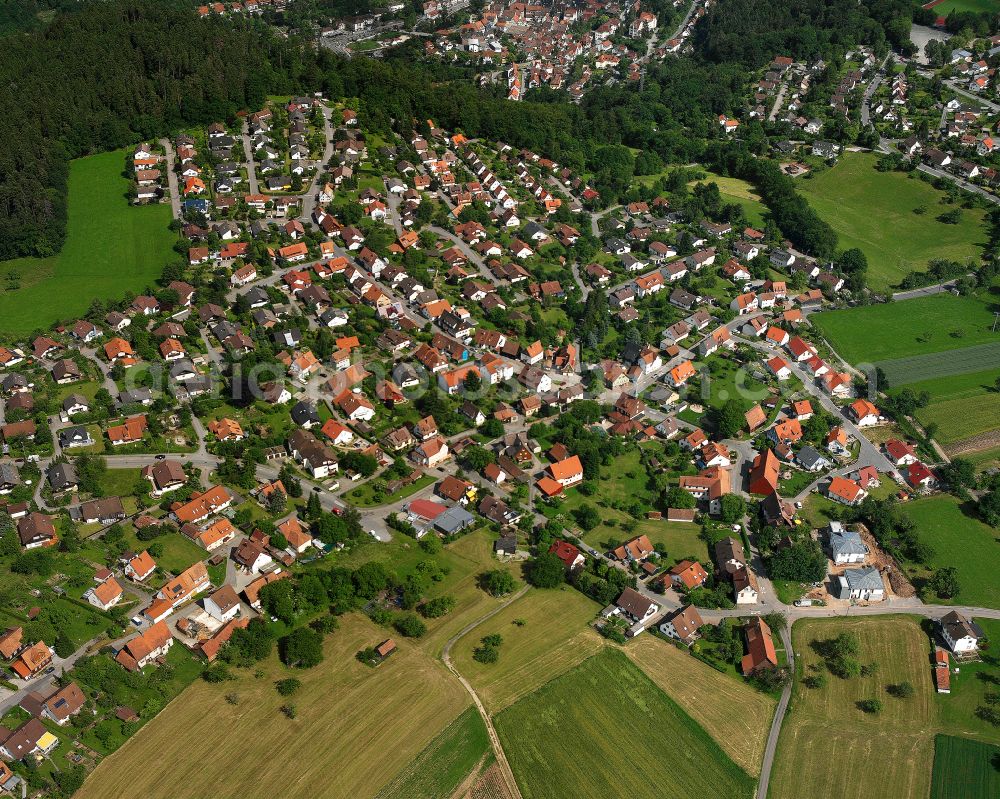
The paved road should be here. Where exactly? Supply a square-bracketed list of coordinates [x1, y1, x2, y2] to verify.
[570, 261, 590, 299]
[915, 162, 1000, 206]
[160, 138, 182, 219]
[756, 624, 793, 799]
[767, 82, 788, 123]
[240, 119, 260, 196]
[860, 53, 891, 128]
[442, 586, 530, 799]
[891, 276, 967, 301]
[0, 633, 104, 716]
[298, 103, 334, 226]
[428, 225, 496, 283]
[737, 334, 898, 479]
[944, 80, 1000, 113]
[589, 204, 621, 237]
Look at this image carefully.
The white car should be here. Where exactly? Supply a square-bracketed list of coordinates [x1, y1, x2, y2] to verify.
[794, 599, 813, 607]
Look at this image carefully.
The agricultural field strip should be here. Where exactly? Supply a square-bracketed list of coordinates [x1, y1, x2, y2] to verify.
[878, 340, 1000, 386]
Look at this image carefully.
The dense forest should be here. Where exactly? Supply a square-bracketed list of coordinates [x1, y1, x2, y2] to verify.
[0, 1, 313, 259]
[0, 0, 913, 261]
[694, 0, 915, 67]
[0, 0, 86, 36]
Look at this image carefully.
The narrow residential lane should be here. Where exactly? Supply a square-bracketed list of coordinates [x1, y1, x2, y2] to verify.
[160, 138, 182, 220]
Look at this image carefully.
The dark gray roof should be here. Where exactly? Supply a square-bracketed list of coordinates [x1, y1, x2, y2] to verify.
[433, 506, 475, 534]
[843, 566, 882, 591]
[830, 530, 866, 557]
[48, 462, 78, 490]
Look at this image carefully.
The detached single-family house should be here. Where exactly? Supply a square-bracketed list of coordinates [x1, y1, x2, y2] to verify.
[836, 566, 885, 602]
[940, 611, 982, 654]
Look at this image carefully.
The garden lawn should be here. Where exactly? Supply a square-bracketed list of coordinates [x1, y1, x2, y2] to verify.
[694, 354, 771, 415]
[495, 648, 755, 799]
[374, 707, 490, 799]
[76, 614, 471, 799]
[811, 293, 1000, 365]
[798, 152, 988, 290]
[900, 496, 1000, 609]
[0, 148, 176, 335]
[344, 474, 436, 507]
[97, 468, 145, 499]
[686, 173, 770, 227]
[625, 635, 776, 776]
[450, 586, 604, 713]
[121, 530, 208, 578]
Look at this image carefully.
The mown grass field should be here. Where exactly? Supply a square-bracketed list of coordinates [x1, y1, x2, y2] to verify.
[0, 148, 176, 335]
[895, 366, 1000, 445]
[931, 735, 1000, 799]
[811, 294, 1000, 365]
[900, 496, 1000, 609]
[798, 153, 988, 290]
[450, 586, 604, 713]
[76, 615, 471, 799]
[625, 634, 776, 776]
[770, 617, 937, 799]
[374, 707, 490, 799]
[686, 172, 770, 228]
[494, 649, 756, 799]
[774, 614, 1000, 799]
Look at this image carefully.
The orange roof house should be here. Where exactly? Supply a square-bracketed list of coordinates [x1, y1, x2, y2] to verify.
[157, 562, 209, 608]
[668, 560, 709, 590]
[669, 360, 696, 387]
[827, 476, 866, 505]
[11, 641, 52, 679]
[0, 626, 23, 659]
[115, 621, 173, 671]
[741, 617, 778, 675]
[106, 415, 148, 445]
[536, 476, 564, 498]
[745, 405, 767, 432]
[547, 455, 584, 487]
[104, 337, 136, 366]
[126, 550, 157, 582]
[208, 417, 245, 441]
[611, 534, 655, 562]
[170, 485, 232, 524]
[748, 447, 780, 495]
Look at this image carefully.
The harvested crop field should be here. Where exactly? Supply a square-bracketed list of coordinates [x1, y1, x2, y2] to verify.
[450, 586, 604, 713]
[77, 615, 471, 799]
[878, 341, 1000, 388]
